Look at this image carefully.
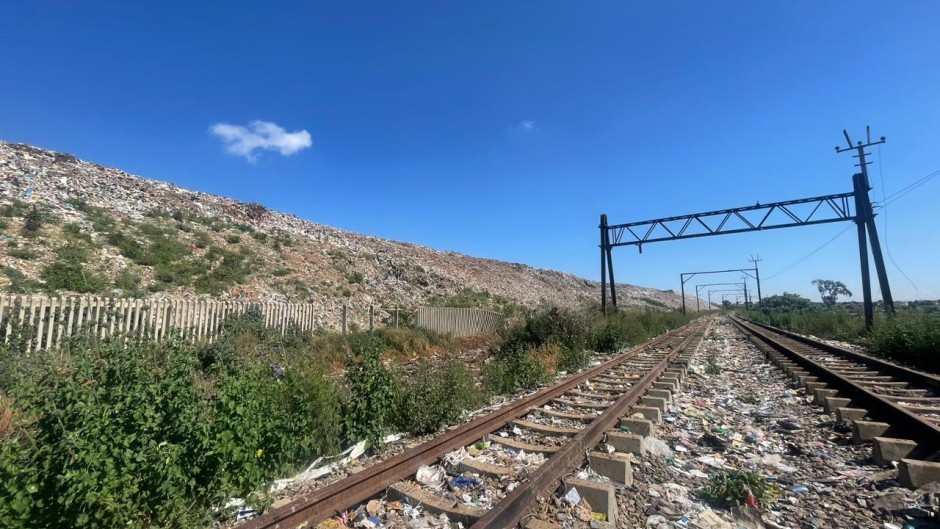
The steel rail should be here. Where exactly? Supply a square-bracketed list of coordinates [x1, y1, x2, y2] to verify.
[241, 321, 701, 529]
[471, 320, 709, 529]
[739, 318, 940, 390]
[730, 316, 940, 455]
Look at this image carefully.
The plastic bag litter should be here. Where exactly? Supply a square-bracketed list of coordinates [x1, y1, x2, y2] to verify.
[696, 454, 726, 468]
[443, 448, 470, 468]
[664, 482, 694, 511]
[450, 476, 482, 489]
[416, 465, 445, 489]
[269, 433, 401, 492]
[753, 453, 798, 473]
[645, 436, 674, 457]
[564, 487, 582, 505]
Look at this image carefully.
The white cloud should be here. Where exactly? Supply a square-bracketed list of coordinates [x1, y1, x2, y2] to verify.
[518, 120, 537, 132]
[209, 120, 312, 162]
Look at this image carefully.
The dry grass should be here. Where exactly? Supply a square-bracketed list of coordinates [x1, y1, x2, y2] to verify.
[529, 342, 562, 376]
[0, 392, 15, 438]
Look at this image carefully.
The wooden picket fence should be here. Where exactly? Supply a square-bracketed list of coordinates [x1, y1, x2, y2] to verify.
[0, 295, 321, 353]
[414, 306, 505, 338]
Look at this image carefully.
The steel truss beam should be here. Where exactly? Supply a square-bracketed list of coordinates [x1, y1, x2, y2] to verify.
[606, 192, 855, 249]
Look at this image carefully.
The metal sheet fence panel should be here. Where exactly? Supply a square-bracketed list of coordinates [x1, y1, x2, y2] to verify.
[413, 306, 505, 338]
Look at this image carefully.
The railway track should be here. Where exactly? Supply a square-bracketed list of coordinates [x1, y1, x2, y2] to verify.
[731, 316, 940, 488]
[241, 319, 711, 529]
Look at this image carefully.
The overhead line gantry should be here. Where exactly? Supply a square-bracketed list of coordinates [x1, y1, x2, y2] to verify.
[599, 128, 895, 327]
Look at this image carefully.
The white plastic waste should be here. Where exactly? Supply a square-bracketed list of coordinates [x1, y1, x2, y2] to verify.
[416, 465, 445, 489]
[564, 487, 582, 505]
[645, 436, 674, 457]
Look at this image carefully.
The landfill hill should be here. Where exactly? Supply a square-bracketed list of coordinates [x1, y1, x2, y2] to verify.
[0, 141, 685, 326]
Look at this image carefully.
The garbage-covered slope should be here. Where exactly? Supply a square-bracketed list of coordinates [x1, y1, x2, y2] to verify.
[0, 141, 684, 317]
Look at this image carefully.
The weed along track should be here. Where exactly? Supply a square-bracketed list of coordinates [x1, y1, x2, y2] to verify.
[732, 316, 940, 487]
[240, 320, 711, 529]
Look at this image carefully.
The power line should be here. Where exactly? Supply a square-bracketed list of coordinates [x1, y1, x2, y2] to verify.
[880, 168, 940, 206]
[762, 224, 854, 281]
[877, 147, 919, 296]
[762, 161, 935, 286]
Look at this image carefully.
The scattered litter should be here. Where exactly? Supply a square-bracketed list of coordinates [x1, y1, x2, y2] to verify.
[645, 436, 674, 457]
[449, 476, 482, 489]
[415, 465, 444, 489]
[564, 487, 581, 505]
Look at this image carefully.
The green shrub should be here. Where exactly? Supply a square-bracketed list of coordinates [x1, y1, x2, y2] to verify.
[64, 197, 90, 212]
[225, 234, 241, 244]
[62, 222, 93, 243]
[701, 470, 781, 509]
[343, 334, 396, 445]
[500, 306, 590, 355]
[7, 246, 38, 260]
[867, 311, 940, 373]
[0, 200, 30, 218]
[40, 243, 106, 293]
[0, 315, 345, 528]
[193, 230, 212, 249]
[593, 312, 646, 352]
[486, 306, 690, 391]
[1, 267, 41, 294]
[593, 309, 693, 352]
[85, 206, 116, 234]
[154, 258, 210, 287]
[114, 268, 144, 297]
[483, 343, 553, 395]
[347, 271, 364, 284]
[21, 207, 42, 237]
[744, 308, 864, 341]
[393, 358, 482, 435]
[558, 346, 590, 373]
[194, 247, 254, 294]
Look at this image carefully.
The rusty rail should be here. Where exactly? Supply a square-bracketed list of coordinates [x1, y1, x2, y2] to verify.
[471, 320, 708, 529]
[739, 317, 940, 390]
[731, 316, 940, 455]
[242, 321, 703, 529]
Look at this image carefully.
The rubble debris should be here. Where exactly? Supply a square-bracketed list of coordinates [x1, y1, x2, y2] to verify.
[0, 141, 690, 315]
[616, 318, 940, 529]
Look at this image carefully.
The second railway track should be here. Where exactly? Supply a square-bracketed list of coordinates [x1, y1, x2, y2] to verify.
[731, 315, 940, 488]
[242, 319, 712, 529]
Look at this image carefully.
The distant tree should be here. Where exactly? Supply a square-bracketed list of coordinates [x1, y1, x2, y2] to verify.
[722, 300, 732, 310]
[812, 279, 852, 309]
[761, 292, 813, 311]
[22, 206, 43, 236]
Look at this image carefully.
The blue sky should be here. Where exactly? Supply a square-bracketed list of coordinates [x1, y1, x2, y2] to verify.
[2, 1, 938, 302]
